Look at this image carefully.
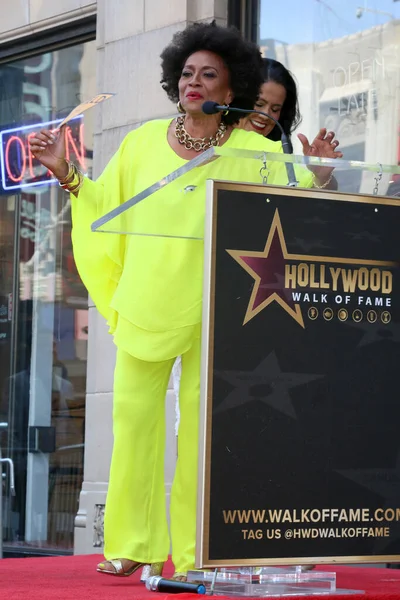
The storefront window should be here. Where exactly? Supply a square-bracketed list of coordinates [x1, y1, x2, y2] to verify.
[258, 0, 400, 195]
[0, 39, 95, 555]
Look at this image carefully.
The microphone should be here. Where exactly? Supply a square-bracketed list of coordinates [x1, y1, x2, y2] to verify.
[202, 101, 298, 187]
[145, 575, 206, 594]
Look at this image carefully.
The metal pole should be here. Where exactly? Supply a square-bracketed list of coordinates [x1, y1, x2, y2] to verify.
[0, 422, 15, 559]
[0, 423, 5, 560]
[0, 444, 2, 560]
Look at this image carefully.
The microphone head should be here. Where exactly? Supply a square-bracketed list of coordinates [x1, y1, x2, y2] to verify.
[202, 101, 221, 115]
[145, 576, 161, 591]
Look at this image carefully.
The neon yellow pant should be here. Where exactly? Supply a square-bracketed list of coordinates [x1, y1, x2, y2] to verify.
[103, 333, 200, 573]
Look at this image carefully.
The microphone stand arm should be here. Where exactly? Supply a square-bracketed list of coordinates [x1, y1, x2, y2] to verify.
[280, 133, 298, 187]
[217, 105, 298, 187]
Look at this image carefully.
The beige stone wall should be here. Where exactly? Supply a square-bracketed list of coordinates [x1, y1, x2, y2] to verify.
[0, 0, 96, 42]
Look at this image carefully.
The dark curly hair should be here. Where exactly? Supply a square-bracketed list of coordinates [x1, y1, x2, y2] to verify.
[160, 22, 263, 126]
[261, 58, 302, 142]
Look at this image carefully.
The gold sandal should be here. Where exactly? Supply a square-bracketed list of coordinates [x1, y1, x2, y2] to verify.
[172, 567, 214, 582]
[297, 564, 316, 571]
[140, 562, 165, 582]
[97, 559, 144, 576]
[172, 572, 187, 582]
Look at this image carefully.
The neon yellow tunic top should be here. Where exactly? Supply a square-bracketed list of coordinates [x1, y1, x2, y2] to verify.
[71, 119, 313, 361]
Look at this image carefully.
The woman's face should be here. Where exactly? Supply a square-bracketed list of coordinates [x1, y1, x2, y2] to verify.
[242, 81, 287, 136]
[178, 50, 233, 115]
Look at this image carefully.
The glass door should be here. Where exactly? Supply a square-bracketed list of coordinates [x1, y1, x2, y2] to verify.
[0, 190, 19, 558]
[0, 40, 95, 557]
[257, 0, 400, 195]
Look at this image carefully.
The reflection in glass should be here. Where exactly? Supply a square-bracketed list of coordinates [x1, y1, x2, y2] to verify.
[0, 40, 95, 555]
[258, 0, 400, 195]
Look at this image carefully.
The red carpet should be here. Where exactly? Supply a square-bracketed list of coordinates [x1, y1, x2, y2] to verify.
[1, 555, 400, 600]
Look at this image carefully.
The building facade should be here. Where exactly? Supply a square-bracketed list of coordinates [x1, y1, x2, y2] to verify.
[0, 0, 398, 558]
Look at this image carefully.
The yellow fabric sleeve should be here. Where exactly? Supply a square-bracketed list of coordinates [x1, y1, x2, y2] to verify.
[70, 134, 132, 320]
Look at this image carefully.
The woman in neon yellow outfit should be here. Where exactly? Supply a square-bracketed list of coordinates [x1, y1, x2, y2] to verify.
[29, 22, 335, 580]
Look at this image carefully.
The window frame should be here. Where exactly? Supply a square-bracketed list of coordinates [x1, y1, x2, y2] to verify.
[228, 0, 259, 42]
[0, 16, 96, 65]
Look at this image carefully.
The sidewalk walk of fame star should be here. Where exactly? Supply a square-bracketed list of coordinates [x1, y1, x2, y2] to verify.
[214, 351, 323, 418]
[343, 320, 400, 348]
[337, 452, 400, 553]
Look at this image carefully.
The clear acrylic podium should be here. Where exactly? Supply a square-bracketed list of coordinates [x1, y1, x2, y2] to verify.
[91, 148, 400, 237]
[91, 149, 400, 597]
[185, 567, 363, 597]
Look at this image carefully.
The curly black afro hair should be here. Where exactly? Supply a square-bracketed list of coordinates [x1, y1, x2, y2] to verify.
[160, 21, 263, 125]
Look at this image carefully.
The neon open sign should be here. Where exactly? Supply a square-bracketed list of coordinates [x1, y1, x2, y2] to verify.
[0, 116, 85, 191]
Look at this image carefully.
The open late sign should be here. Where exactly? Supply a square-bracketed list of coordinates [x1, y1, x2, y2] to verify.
[0, 116, 85, 192]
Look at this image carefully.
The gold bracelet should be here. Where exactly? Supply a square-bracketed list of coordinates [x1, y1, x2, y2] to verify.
[60, 169, 79, 190]
[58, 160, 75, 185]
[58, 163, 84, 194]
[67, 171, 84, 194]
[313, 172, 334, 189]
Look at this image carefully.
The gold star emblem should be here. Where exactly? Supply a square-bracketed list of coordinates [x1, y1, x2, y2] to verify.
[227, 210, 304, 327]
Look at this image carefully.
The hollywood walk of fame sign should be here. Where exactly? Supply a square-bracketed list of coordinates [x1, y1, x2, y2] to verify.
[197, 181, 400, 568]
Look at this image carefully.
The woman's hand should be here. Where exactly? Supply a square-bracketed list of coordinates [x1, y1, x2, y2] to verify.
[297, 128, 342, 160]
[297, 128, 342, 188]
[29, 126, 68, 180]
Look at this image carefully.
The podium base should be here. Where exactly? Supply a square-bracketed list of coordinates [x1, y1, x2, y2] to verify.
[186, 567, 364, 597]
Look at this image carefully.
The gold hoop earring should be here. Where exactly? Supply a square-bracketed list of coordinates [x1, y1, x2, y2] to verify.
[177, 100, 185, 114]
[223, 105, 230, 116]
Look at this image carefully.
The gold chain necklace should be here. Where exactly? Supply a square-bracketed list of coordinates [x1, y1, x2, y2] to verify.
[174, 116, 227, 151]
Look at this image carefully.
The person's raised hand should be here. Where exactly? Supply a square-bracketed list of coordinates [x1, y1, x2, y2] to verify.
[297, 128, 343, 159]
[29, 126, 68, 180]
[297, 128, 342, 188]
